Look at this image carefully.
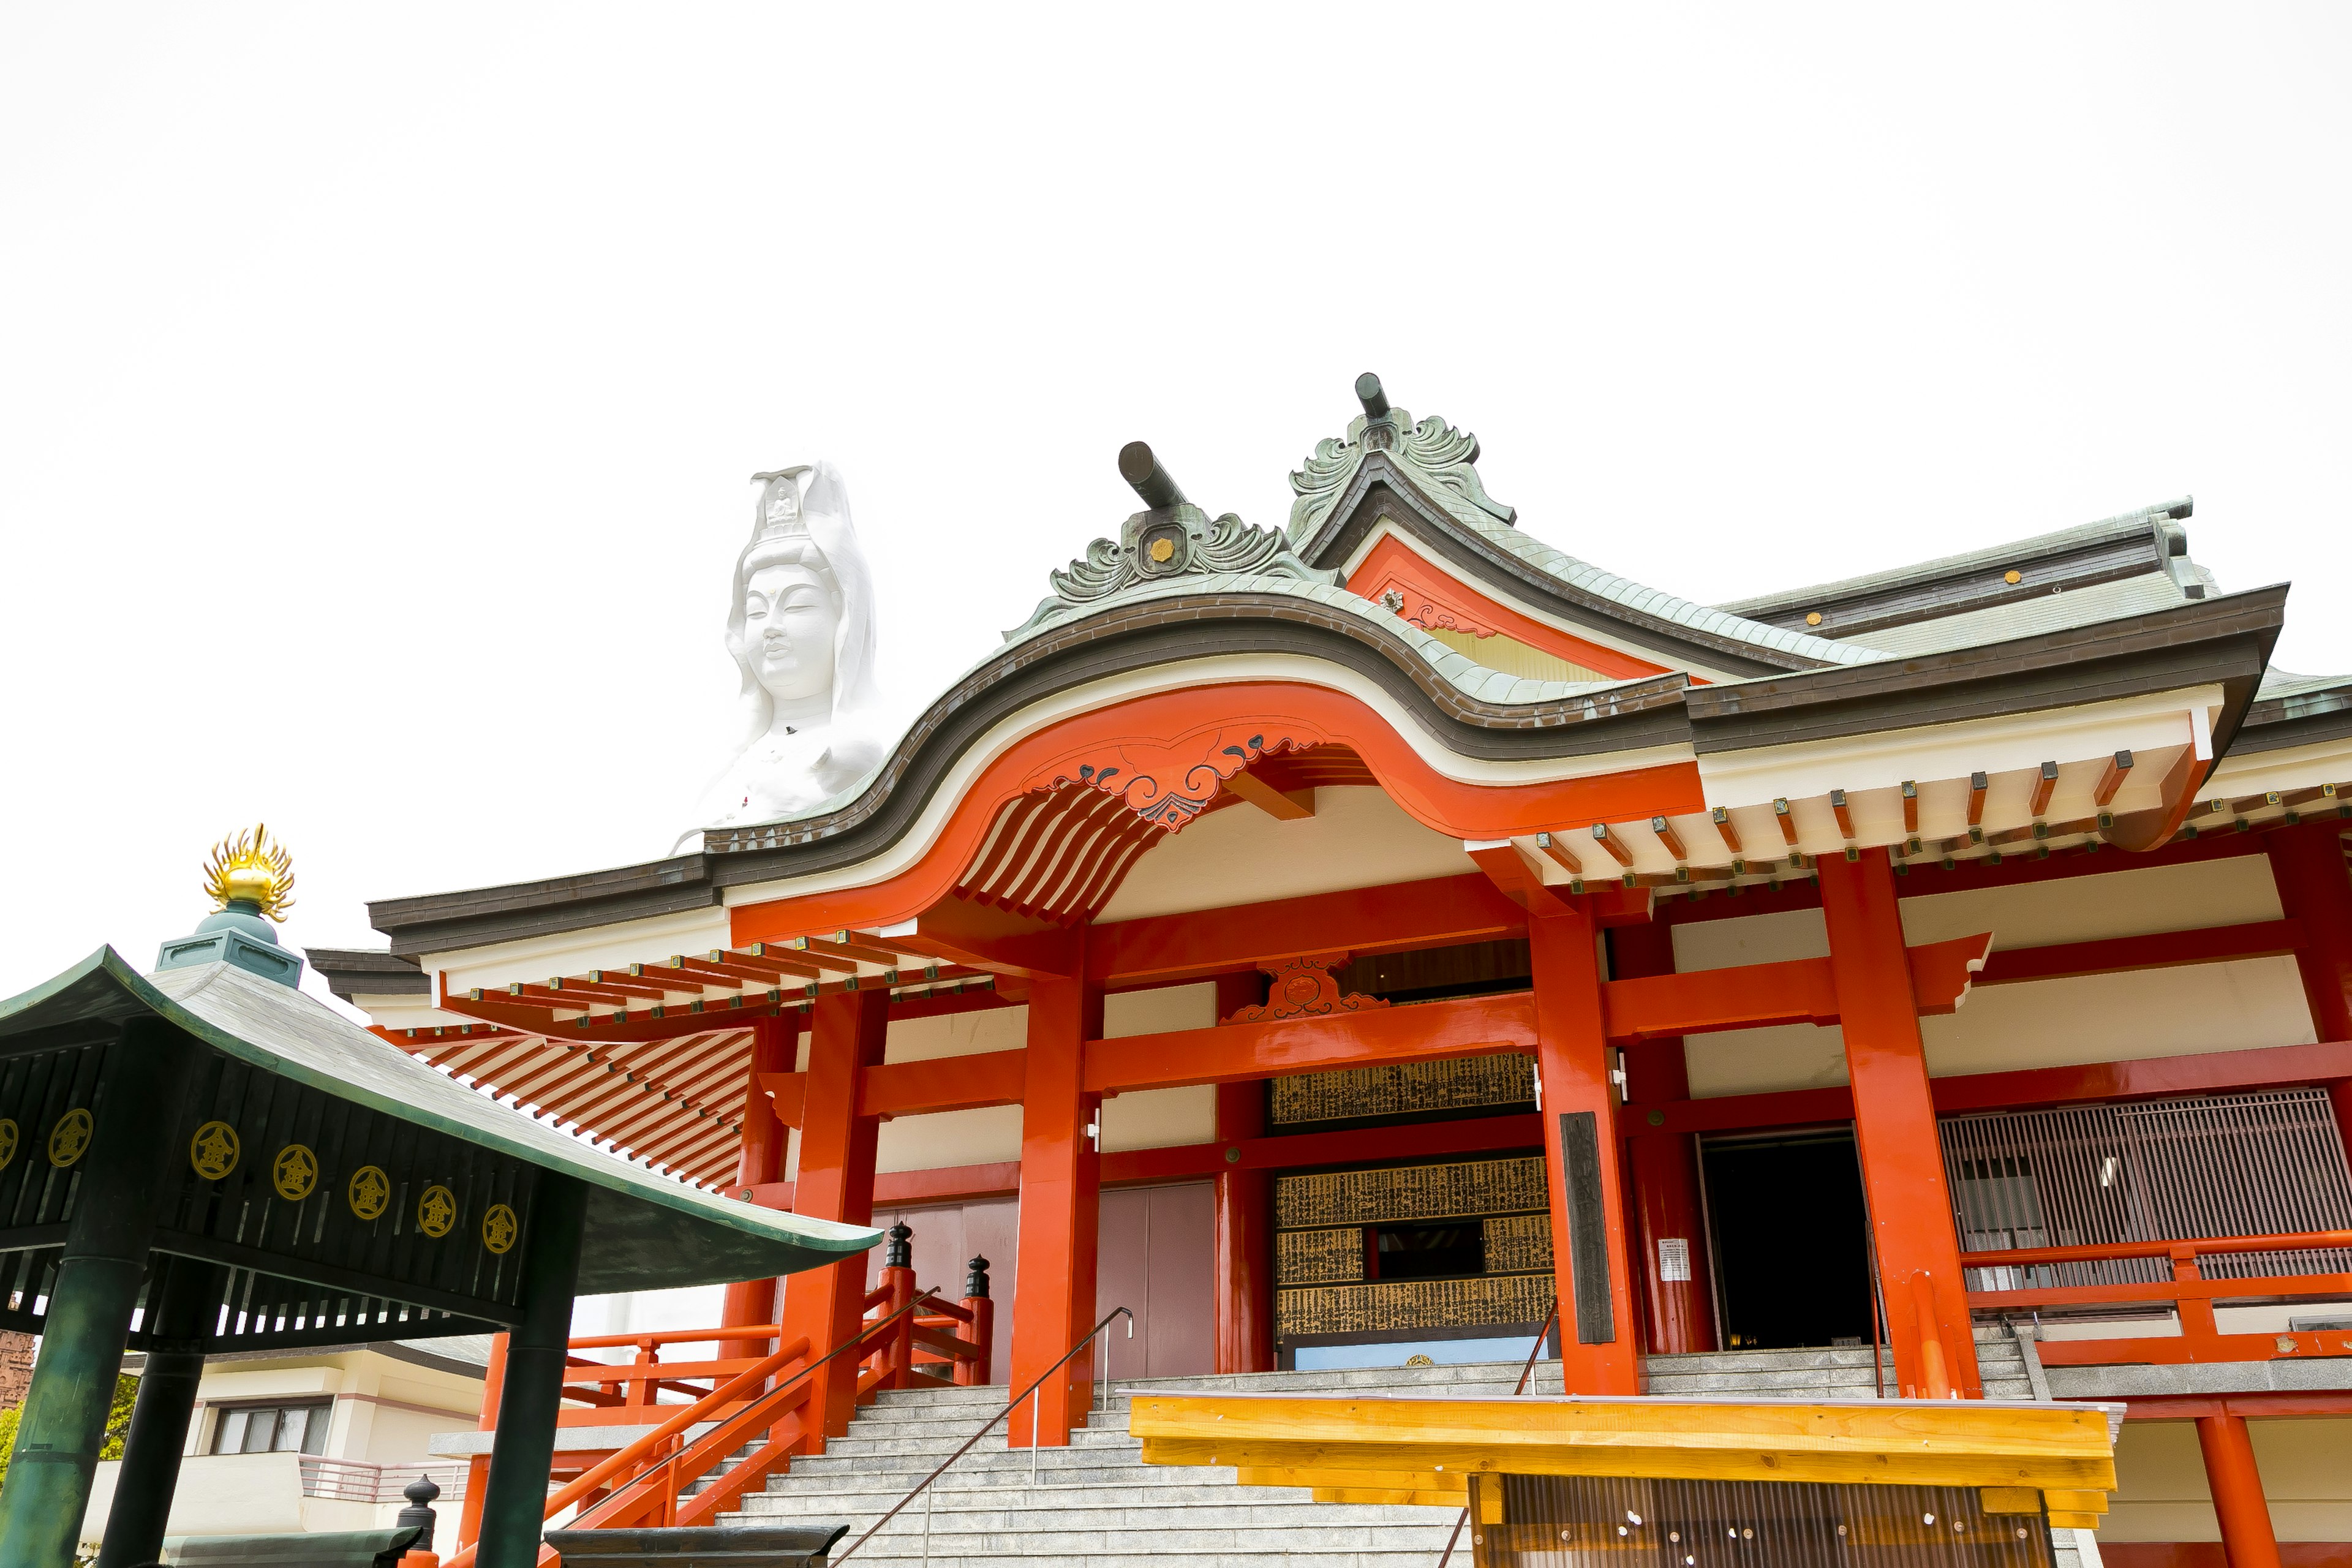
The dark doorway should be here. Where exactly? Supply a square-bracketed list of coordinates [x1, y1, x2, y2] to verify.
[1701, 1131, 1874, 1350]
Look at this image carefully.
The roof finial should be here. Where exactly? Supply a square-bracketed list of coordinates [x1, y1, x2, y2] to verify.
[1355, 371, 1389, 421]
[1117, 441, 1188, 512]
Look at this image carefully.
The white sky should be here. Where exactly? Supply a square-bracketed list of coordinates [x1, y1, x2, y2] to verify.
[4, 7, 2348, 997]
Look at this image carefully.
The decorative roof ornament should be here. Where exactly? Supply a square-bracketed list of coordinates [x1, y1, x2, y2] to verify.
[1287, 372, 1517, 542]
[1005, 442, 1341, 641]
[160, 823, 304, 987]
[201, 823, 296, 922]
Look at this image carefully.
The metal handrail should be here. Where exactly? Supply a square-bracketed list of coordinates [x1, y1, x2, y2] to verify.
[832, 1305, 1133, 1564]
[1438, 1303, 1559, 1568]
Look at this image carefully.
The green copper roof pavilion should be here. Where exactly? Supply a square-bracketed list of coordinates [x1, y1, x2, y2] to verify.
[0, 840, 880, 1568]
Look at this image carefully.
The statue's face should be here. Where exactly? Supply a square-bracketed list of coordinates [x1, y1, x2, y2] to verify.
[744, 563, 839, 706]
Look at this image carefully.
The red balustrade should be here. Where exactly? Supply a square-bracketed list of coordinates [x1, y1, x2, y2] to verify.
[1961, 1228, 2352, 1367]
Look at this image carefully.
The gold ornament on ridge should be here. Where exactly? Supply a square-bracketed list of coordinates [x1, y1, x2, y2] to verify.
[0, 1118, 17, 1171]
[348, 1164, 390, 1220]
[483, 1203, 519, 1254]
[201, 823, 296, 922]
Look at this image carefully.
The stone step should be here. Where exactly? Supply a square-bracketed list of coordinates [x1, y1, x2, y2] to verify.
[741, 1492, 1456, 1529]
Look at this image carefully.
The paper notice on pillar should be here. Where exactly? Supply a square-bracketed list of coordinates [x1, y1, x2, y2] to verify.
[1658, 1237, 1692, 1282]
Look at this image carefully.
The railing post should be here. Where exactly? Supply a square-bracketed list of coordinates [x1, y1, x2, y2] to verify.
[2172, 1244, 2220, 1352]
[454, 1333, 506, 1551]
[1909, 1271, 1953, 1398]
[627, 1338, 658, 1408]
[881, 1223, 919, 1391]
[959, 1256, 993, 1387]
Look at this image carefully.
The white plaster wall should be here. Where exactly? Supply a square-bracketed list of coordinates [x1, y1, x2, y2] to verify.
[1098, 786, 1477, 922]
[1896, 854, 2286, 950]
[1101, 982, 1216, 1153]
[1668, 857, 2317, 1098]
[82, 1452, 312, 1544]
[2101, 1417, 2352, 1543]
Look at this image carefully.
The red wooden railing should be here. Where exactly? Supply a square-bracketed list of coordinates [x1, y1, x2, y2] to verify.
[1962, 1228, 2352, 1367]
[447, 1261, 991, 1565]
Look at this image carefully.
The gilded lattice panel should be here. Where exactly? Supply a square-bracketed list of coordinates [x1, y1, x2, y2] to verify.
[1270, 1054, 1535, 1127]
[1275, 1227, 1364, 1286]
[1274, 1156, 1547, 1230]
[1482, 1213, 1553, 1274]
[1276, 1272, 1555, 1336]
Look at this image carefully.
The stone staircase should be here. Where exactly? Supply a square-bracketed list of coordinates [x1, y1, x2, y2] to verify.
[720, 1328, 2044, 1566]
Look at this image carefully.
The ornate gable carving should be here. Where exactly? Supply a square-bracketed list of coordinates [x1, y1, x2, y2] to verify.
[1008, 502, 1339, 641]
[1287, 374, 1517, 543]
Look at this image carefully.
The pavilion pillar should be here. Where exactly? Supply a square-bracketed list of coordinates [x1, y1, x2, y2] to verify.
[1608, 922, 1718, 1355]
[1818, 848, 1980, 1398]
[2197, 1412, 2284, 1568]
[0, 1018, 195, 1568]
[1212, 973, 1274, 1376]
[1008, 935, 1102, 1446]
[1528, 902, 1642, 1393]
[778, 987, 889, 1446]
[2264, 820, 2352, 1168]
[719, 1016, 797, 1363]
[473, 1171, 588, 1568]
[94, 1259, 227, 1568]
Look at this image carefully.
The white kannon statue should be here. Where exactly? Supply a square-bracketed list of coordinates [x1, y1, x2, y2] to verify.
[676, 462, 887, 850]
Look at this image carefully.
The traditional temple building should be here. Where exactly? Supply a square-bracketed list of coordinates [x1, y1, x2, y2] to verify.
[319, 374, 2352, 1564]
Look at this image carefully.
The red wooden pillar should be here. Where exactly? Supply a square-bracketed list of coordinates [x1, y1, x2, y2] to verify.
[2196, 1412, 2284, 1568]
[1529, 901, 1642, 1393]
[718, 1016, 797, 1363]
[453, 1332, 507, 1550]
[1818, 848, 1981, 1398]
[2266, 820, 2352, 1167]
[778, 987, 889, 1446]
[1008, 935, 1103, 1447]
[1609, 922, 1719, 1355]
[1212, 971, 1275, 1375]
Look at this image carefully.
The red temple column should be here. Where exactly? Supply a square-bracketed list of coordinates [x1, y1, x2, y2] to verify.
[2265, 819, 2352, 1167]
[1818, 848, 1980, 1398]
[1609, 922, 1719, 1355]
[1213, 972, 1275, 1375]
[2196, 1412, 2285, 1568]
[1529, 901, 1642, 1393]
[719, 1016, 797, 1364]
[778, 987, 889, 1446]
[1008, 937, 1103, 1446]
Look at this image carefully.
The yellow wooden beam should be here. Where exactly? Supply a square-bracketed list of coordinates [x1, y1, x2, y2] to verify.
[1311, 1487, 1471, 1509]
[1139, 1434, 2117, 1494]
[2044, 1489, 2111, 1515]
[1980, 1487, 2042, 1515]
[1128, 1393, 2114, 1464]
[2049, 1512, 2103, 1529]
[1240, 1466, 1463, 1494]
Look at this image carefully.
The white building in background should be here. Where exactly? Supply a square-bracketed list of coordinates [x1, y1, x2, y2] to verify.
[78, 1338, 486, 1548]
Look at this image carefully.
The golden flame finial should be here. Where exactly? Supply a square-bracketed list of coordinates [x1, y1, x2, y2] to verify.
[202, 824, 296, 922]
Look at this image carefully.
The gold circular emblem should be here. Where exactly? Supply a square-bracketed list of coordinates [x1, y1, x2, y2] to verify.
[190, 1120, 241, 1180]
[0, 1119, 17, 1171]
[417, 1184, 458, 1238]
[482, 1203, 519, 1254]
[48, 1108, 93, 1167]
[273, 1144, 319, 1200]
[1148, 537, 1175, 564]
[347, 1164, 390, 1220]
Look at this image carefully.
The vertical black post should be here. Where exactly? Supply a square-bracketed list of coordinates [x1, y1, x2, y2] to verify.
[96, 1259, 226, 1568]
[0, 1019, 195, 1568]
[474, 1173, 588, 1568]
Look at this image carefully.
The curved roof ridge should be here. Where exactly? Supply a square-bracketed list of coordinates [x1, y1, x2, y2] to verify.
[1717, 498, 2195, 619]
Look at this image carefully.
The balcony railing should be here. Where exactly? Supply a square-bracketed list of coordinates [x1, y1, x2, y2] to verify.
[1961, 1227, 2352, 1366]
[298, 1455, 469, 1505]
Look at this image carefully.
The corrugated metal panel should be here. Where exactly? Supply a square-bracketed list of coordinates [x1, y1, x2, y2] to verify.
[1939, 1088, 2352, 1294]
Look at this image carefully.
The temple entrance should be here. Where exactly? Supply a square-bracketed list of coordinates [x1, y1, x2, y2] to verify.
[1700, 1130, 1875, 1351]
